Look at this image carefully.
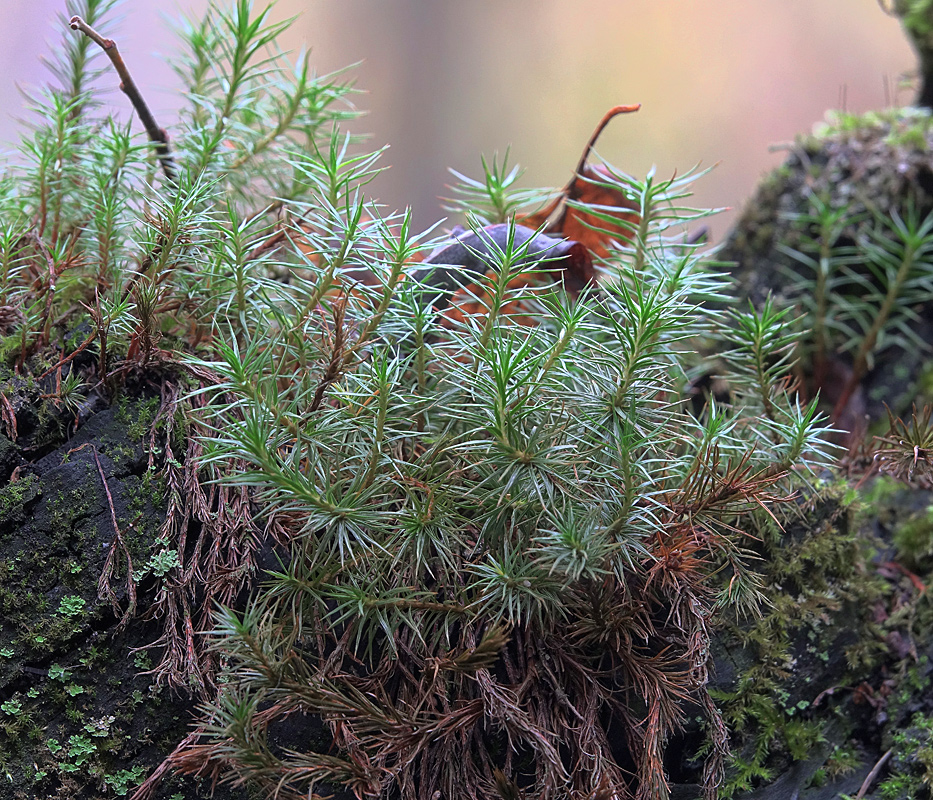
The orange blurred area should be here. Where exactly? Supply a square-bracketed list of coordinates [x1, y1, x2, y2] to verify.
[0, 1, 915, 242]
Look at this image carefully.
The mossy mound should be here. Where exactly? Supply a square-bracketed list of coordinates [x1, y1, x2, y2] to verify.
[721, 108, 933, 302]
[718, 108, 933, 425]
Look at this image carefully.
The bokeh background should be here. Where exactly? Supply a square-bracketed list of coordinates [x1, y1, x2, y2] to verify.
[0, 1, 917, 241]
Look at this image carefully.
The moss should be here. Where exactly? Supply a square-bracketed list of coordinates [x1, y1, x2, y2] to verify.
[115, 395, 160, 444]
[0, 474, 41, 534]
[47, 485, 94, 535]
[711, 486, 893, 796]
[899, 0, 933, 42]
[860, 475, 908, 510]
[0, 374, 229, 798]
[3, 1, 933, 797]
[894, 503, 933, 568]
[707, 462, 933, 797]
[721, 106, 933, 377]
[0, 626, 217, 799]
[916, 362, 933, 405]
[811, 742, 861, 786]
[813, 107, 933, 144]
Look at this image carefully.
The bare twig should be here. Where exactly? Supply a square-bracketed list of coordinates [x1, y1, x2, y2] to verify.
[243, 227, 290, 263]
[855, 748, 892, 799]
[69, 15, 177, 184]
[241, 206, 313, 264]
[36, 328, 97, 381]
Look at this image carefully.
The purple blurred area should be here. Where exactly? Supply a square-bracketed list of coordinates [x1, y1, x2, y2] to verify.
[0, 1, 915, 241]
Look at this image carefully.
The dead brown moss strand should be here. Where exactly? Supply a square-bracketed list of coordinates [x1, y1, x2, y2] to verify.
[67, 442, 139, 629]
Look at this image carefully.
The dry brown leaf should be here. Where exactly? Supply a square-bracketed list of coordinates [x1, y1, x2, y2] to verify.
[519, 104, 641, 273]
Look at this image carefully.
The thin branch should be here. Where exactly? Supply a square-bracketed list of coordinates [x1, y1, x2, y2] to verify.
[855, 748, 892, 799]
[36, 327, 98, 381]
[69, 15, 177, 184]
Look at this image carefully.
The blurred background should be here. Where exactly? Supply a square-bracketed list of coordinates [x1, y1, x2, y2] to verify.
[0, 1, 917, 241]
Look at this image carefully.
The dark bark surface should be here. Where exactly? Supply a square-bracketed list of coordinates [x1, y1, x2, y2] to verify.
[0, 386, 244, 799]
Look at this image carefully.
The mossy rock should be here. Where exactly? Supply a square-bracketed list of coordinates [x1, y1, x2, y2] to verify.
[706, 109, 933, 799]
